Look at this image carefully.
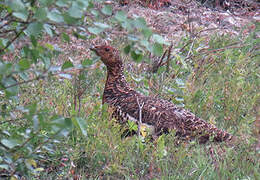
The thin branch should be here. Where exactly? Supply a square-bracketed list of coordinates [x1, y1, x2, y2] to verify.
[163, 43, 173, 73]
[0, 13, 13, 30]
[0, 10, 34, 53]
[184, 43, 248, 61]
[0, 25, 28, 53]
[179, 39, 193, 53]
[0, 12, 12, 22]
[151, 44, 173, 73]
[11, 131, 40, 153]
[136, 96, 144, 137]
[0, 75, 44, 90]
[0, 29, 17, 34]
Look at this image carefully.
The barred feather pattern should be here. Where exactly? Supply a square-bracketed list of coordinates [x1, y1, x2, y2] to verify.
[90, 45, 233, 143]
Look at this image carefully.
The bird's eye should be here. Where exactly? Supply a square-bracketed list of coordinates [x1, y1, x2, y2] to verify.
[104, 47, 110, 52]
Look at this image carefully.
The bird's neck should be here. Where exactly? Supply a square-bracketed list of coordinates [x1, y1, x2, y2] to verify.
[103, 64, 134, 104]
[106, 66, 127, 87]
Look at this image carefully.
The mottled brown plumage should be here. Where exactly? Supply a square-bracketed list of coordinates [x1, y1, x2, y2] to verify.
[90, 45, 234, 143]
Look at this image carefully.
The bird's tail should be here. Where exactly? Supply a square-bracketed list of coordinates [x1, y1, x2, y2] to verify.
[176, 109, 234, 144]
[191, 117, 234, 144]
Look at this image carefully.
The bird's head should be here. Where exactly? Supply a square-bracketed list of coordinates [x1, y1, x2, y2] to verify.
[90, 45, 122, 68]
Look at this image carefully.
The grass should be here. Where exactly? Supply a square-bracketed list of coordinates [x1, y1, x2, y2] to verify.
[33, 33, 259, 178]
[1, 27, 259, 179]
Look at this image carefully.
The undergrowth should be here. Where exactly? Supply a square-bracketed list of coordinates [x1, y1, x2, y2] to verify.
[10, 30, 258, 179]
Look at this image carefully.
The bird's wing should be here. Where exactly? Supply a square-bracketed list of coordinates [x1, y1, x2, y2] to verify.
[112, 94, 231, 142]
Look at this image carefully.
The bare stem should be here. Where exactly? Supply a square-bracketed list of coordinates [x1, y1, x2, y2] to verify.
[136, 96, 144, 137]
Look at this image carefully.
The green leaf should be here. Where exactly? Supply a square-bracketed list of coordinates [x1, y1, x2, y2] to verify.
[0, 62, 12, 75]
[3, 77, 18, 97]
[122, 19, 133, 31]
[91, 9, 99, 17]
[131, 50, 143, 63]
[93, 22, 110, 29]
[33, 115, 39, 131]
[63, 13, 77, 24]
[152, 34, 170, 45]
[142, 28, 153, 38]
[1, 139, 20, 149]
[18, 59, 30, 70]
[133, 17, 146, 29]
[68, 2, 83, 18]
[18, 72, 29, 81]
[72, 117, 87, 136]
[44, 43, 54, 51]
[127, 34, 139, 41]
[13, 10, 28, 21]
[115, 11, 127, 21]
[82, 59, 93, 67]
[34, 8, 48, 21]
[62, 61, 73, 70]
[152, 43, 163, 56]
[61, 32, 70, 43]
[101, 5, 112, 15]
[88, 27, 104, 35]
[30, 35, 37, 47]
[28, 103, 37, 115]
[0, 164, 9, 170]
[6, 0, 25, 11]
[31, 49, 40, 62]
[47, 11, 64, 23]
[140, 40, 150, 49]
[43, 24, 53, 36]
[77, 0, 89, 7]
[124, 45, 131, 54]
[25, 22, 43, 36]
[39, 0, 53, 7]
[56, 0, 68, 7]
[72, 32, 87, 40]
[127, 120, 138, 131]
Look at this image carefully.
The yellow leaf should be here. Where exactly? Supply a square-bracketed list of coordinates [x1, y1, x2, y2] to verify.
[140, 123, 155, 137]
[10, 176, 18, 180]
[140, 124, 147, 137]
[26, 159, 37, 168]
[35, 167, 44, 172]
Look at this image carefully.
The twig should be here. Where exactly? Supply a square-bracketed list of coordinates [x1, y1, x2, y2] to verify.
[152, 44, 173, 73]
[0, 10, 34, 53]
[0, 75, 44, 90]
[184, 43, 248, 62]
[0, 13, 12, 30]
[179, 39, 193, 53]
[152, 47, 168, 73]
[12, 130, 40, 153]
[0, 13, 12, 22]
[187, 37, 196, 57]
[136, 96, 144, 137]
[0, 25, 28, 53]
[0, 29, 17, 34]
[162, 43, 173, 73]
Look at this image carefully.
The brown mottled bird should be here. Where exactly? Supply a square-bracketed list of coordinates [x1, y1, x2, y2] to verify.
[90, 45, 234, 143]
